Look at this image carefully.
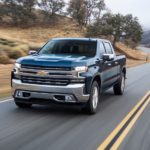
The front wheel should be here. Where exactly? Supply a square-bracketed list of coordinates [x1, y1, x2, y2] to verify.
[113, 73, 125, 95]
[83, 81, 100, 114]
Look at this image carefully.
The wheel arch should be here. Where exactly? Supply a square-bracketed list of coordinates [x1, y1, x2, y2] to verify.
[122, 67, 126, 78]
[91, 74, 101, 92]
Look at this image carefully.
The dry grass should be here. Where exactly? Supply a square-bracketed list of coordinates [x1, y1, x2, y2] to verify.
[0, 19, 84, 44]
[0, 19, 84, 64]
[126, 59, 148, 68]
[116, 42, 148, 61]
[0, 65, 12, 98]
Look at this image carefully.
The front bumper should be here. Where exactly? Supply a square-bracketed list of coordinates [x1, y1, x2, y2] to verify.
[12, 79, 89, 104]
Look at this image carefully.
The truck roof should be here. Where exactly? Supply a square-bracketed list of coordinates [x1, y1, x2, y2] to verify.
[51, 38, 110, 43]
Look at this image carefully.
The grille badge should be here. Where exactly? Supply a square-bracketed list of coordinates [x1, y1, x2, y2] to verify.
[37, 70, 49, 76]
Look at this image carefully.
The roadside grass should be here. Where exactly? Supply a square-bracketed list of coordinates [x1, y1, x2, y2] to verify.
[126, 59, 148, 68]
[116, 42, 149, 61]
[0, 22, 84, 44]
[0, 91, 11, 99]
[0, 37, 44, 64]
[0, 65, 12, 100]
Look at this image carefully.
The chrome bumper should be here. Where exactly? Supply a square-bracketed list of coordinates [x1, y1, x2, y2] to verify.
[12, 79, 89, 103]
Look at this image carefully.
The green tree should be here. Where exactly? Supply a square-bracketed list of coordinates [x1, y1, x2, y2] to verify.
[38, 0, 65, 23]
[84, 0, 96, 25]
[86, 13, 143, 47]
[68, 0, 106, 26]
[67, 0, 87, 26]
[1, 0, 37, 26]
[95, 0, 106, 20]
[124, 15, 143, 44]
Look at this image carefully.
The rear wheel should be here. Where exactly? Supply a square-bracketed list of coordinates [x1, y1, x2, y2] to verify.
[113, 73, 125, 95]
[15, 99, 32, 108]
[83, 81, 100, 114]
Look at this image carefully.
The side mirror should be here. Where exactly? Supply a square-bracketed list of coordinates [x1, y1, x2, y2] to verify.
[102, 54, 114, 61]
[28, 50, 37, 55]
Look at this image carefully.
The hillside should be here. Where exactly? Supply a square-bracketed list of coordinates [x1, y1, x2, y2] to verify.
[0, 19, 84, 44]
[0, 17, 85, 64]
[0, 15, 149, 65]
[115, 42, 148, 61]
[0, 25, 149, 65]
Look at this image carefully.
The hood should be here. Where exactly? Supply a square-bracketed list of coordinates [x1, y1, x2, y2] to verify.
[16, 54, 90, 68]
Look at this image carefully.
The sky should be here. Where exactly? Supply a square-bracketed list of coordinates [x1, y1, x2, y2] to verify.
[105, 0, 150, 30]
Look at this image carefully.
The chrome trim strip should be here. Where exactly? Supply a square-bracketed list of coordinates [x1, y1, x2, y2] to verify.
[17, 67, 78, 78]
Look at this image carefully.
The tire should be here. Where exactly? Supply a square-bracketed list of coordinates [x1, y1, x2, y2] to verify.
[83, 81, 100, 114]
[15, 100, 32, 108]
[113, 73, 125, 95]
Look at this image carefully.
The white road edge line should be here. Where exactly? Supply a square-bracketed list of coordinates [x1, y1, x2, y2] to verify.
[0, 98, 13, 103]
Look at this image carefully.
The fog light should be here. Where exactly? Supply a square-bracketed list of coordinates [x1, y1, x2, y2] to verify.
[65, 95, 73, 102]
[16, 91, 22, 97]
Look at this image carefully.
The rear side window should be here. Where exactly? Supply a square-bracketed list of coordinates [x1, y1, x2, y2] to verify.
[99, 42, 106, 58]
[104, 42, 113, 54]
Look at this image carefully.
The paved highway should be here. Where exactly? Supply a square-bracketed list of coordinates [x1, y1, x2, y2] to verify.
[0, 62, 150, 150]
[138, 46, 150, 54]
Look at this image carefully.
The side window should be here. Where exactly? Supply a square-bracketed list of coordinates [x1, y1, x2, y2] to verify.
[104, 42, 113, 54]
[99, 42, 106, 58]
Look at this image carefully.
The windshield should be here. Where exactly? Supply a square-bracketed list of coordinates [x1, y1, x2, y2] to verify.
[39, 40, 97, 57]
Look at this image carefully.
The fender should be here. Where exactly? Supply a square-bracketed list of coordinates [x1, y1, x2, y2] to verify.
[85, 72, 102, 94]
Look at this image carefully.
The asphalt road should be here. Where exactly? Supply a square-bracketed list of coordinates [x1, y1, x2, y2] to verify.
[0, 63, 150, 150]
[138, 46, 150, 54]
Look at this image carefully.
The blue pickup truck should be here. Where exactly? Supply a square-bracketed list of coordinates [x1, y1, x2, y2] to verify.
[11, 38, 126, 114]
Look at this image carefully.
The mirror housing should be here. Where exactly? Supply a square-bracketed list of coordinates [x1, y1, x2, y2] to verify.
[102, 54, 114, 61]
[28, 50, 37, 55]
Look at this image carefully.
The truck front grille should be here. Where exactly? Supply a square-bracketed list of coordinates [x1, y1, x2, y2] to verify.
[21, 76, 70, 86]
[17, 65, 84, 86]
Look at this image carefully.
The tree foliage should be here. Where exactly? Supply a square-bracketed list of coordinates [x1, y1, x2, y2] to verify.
[1, 0, 37, 26]
[84, 0, 105, 24]
[37, 0, 65, 23]
[86, 13, 143, 47]
[0, 0, 143, 47]
[67, 0, 106, 27]
[0, 0, 65, 25]
[67, 0, 87, 26]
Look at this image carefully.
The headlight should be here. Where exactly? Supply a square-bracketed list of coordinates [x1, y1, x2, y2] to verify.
[75, 66, 88, 72]
[74, 66, 88, 78]
[13, 63, 21, 73]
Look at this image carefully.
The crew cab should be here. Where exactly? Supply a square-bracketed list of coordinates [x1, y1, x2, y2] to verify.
[11, 38, 126, 114]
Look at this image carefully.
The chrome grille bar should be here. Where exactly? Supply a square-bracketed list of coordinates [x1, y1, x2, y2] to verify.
[18, 65, 80, 86]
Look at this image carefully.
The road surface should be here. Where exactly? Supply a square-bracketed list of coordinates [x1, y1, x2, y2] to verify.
[138, 46, 150, 54]
[0, 63, 150, 150]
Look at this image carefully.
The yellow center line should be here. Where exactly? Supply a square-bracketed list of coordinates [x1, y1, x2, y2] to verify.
[111, 97, 150, 149]
[97, 91, 150, 150]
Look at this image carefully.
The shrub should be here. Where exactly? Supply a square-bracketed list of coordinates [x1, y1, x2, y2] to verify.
[28, 43, 43, 50]
[0, 54, 11, 64]
[7, 49, 27, 59]
[13, 44, 29, 53]
[0, 43, 28, 59]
